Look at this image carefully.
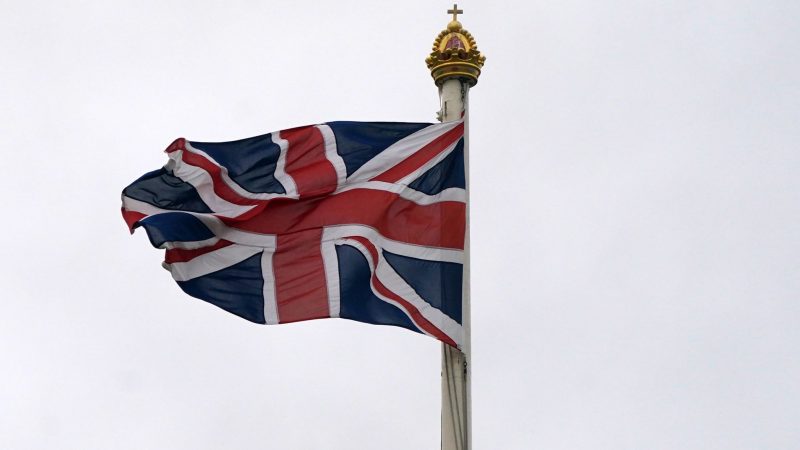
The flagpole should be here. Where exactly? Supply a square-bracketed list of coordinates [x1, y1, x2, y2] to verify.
[440, 78, 470, 450]
[426, 6, 484, 450]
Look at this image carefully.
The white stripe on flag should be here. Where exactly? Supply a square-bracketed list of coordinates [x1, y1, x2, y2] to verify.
[373, 250, 463, 347]
[166, 150, 257, 218]
[316, 124, 347, 190]
[321, 239, 341, 318]
[271, 131, 299, 198]
[261, 250, 280, 325]
[336, 237, 463, 348]
[180, 143, 297, 201]
[394, 138, 461, 186]
[162, 237, 220, 250]
[334, 181, 466, 206]
[323, 225, 463, 263]
[167, 244, 262, 282]
[122, 197, 277, 249]
[347, 120, 462, 183]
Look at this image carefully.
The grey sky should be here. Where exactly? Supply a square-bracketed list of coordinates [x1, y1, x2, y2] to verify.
[1, 1, 798, 449]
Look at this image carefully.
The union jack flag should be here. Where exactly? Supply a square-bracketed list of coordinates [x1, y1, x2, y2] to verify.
[121, 120, 465, 348]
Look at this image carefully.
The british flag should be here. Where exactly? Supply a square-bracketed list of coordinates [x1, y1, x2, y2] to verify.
[121, 120, 465, 348]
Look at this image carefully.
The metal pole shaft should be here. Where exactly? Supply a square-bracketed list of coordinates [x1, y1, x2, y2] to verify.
[439, 78, 471, 450]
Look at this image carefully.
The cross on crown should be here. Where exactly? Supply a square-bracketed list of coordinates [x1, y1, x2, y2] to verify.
[448, 4, 463, 22]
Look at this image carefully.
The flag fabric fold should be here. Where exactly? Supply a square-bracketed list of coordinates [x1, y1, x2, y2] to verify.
[122, 120, 466, 348]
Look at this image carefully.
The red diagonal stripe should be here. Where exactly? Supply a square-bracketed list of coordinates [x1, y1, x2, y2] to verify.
[165, 138, 267, 220]
[370, 122, 464, 183]
[165, 138, 187, 154]
[179, 150, 262, 207]
[121, 208, 146, 233]
[164, 240, 234, 264]
[350, 236, 457, 347]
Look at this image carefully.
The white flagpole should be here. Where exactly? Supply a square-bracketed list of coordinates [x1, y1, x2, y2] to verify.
[427, 5, 483, 449]
[439, 78, 470, 450]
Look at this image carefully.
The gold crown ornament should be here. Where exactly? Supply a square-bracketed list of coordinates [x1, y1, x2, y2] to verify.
[425, 4, 486, 86]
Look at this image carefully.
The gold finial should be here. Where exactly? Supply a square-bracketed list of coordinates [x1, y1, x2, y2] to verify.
[447, 4, 463, 30]
[425, 5, 486, 87]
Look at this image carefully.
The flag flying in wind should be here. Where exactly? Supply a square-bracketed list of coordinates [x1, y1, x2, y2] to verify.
[121, 120, 466, 348]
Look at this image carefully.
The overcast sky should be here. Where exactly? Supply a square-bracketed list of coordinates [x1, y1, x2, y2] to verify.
[1, 1, 799, 449]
